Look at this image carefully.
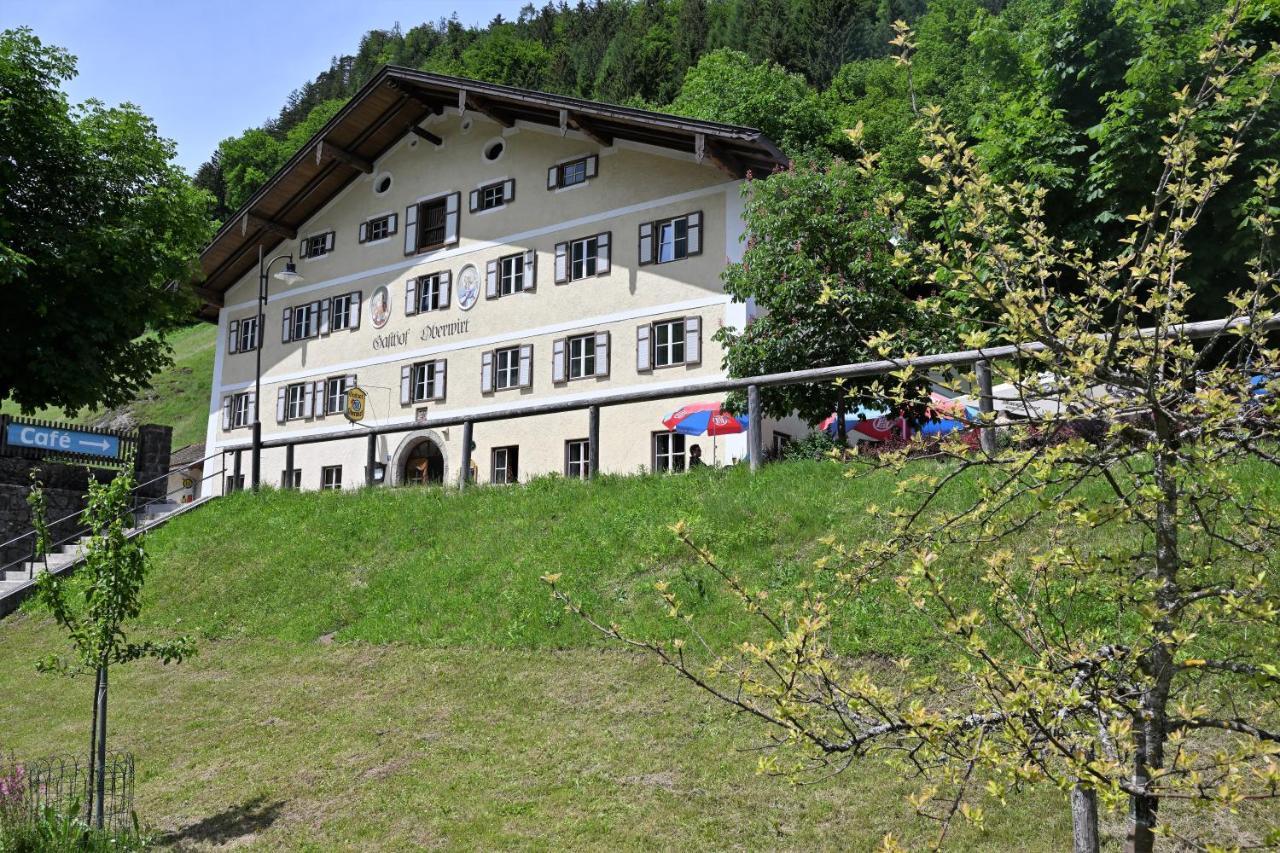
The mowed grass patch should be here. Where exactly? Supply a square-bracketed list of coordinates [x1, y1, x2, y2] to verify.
[0, 616, 1073, 850]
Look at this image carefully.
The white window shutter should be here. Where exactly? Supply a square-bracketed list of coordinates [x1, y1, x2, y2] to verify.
[444, 192, 460, 245]
[503, 178, 515, 202]
[638, 222, 654, 266]
[554, 242, 567, 283]
[276, 388, 286, 423]
[344, 374, 355, 390]
[227, 320, 239, 354]
[314, 380, 326, 418]
[299, 237, 309, 259]
[547, 165, 558, 189]
[324, 232, 335, 253]
[518, 344, 533, 388]
[524, 249, 536, 291]
[469, 189, 480, 213]
[685, 316, 702, 365]
[319, 300, 331, 336]
[348, 292, 361, 330]
[282, 307, 292, 343]
[404, 204, 418, 255]
[246, 391, 256, 420]
[596, 232, 610, 275]
[309, 302, 320, 336]
[486, 260, 498, 299]
[637, 324, 652, 371]
[388, 212, 397, 234]
[359, 222, 368, 243]
[595, 331, 610, 377]
[434, 359, 447, 400]
[405, 278, 418, 316]
[552, 338, 566, 383]
[221, 396, 232, 430]
[585, 154, 598, 178]
[303, 383, 314, 418]
[481, 350, 494, 393]
[687, 211, 702, 256]
[400, 365, 411, 405]
[439, 270, 452, 309]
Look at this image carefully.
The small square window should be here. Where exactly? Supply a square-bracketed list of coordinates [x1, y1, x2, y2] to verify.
[225, 474, 246, 493]
[558, 159, 588, 187]
[480, 182, 506, 211]
[321, 466, 343, 491]
[304, 232, 331, 257]
[281, 469, 301, 489]
[367, 214, 392, 242]
[491, 446, 519, 484]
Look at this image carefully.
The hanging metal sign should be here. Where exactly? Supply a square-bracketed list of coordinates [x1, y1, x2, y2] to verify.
[345, 387, 368, 423]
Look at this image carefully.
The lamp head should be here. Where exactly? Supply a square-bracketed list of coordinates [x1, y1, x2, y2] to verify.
[274, 260, 302, 284]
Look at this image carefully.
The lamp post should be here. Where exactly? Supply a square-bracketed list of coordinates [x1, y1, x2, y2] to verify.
[252, 245, 302, 491]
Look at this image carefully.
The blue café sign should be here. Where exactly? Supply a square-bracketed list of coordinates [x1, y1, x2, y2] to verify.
[5, 423, 120, 459]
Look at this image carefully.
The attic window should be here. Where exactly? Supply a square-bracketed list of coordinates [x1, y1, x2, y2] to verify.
[374, 174, 392, 195]
[483, 139, 504, 162]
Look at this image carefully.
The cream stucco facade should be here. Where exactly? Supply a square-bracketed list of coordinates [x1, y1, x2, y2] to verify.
[202, 105, 797, 494]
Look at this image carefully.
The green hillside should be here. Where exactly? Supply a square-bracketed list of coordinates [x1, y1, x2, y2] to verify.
[1, 323, 215, 450]
[2, 463, 1276, 848]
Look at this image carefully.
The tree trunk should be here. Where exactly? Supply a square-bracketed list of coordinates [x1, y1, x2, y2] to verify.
[94, 666, 108, 830]
[836, 397, 848, 446]
[85, 666, 102, 823]
[1072, 783, 1100, 853]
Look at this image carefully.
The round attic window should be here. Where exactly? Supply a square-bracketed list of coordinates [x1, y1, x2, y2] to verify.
[374, 173, 393, 195]
[482, 139, 505, 162]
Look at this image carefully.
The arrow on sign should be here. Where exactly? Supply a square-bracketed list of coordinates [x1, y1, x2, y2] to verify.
[77, 438, 111, 451]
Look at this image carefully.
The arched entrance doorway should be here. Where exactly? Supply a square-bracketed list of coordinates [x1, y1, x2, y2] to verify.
[403, 439, 445, 485]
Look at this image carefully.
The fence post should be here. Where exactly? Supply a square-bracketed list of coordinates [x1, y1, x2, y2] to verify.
[284, 443, 294, 489]
[588, 405, 600, 479]
[232, 449, 242, 493]
[250, 421, 261, 493]
[459, 421, 473, 489]
[366, 432, 377, 487]
[976, 359, 997, 455]
[747, 384, 763, 472]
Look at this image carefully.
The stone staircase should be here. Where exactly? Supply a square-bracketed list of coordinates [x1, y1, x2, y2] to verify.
[0, 496, 215, 619]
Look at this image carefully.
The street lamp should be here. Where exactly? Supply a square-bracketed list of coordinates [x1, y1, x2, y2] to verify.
[252, 247, 302, 491]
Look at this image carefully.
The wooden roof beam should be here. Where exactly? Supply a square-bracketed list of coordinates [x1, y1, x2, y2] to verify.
[387, 79, 447, 115]
[702, 137, 745, 179]
[410, 124, 443, 147]
[315, 140, 373, 174]
[239, 212, 296, 240]
[565, 110, 613, 147]
[460, 89, 515, 128]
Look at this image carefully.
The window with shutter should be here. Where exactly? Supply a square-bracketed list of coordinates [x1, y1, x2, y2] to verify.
[493, 346, 521, 390]
[567, 334, 596, 380]
[652, 318, 687, 368]
[552, 157, 591, 188]
[474, 181, 507, 211]
[496, 252, 527, 296]
[416, 273, 448, 313]
[417, 197, 448, 251]
[302, 232, 334, 258]
[362, 213, 395, 242]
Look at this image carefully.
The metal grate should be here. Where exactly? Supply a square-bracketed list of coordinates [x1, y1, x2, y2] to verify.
[0, 751, 135, 832]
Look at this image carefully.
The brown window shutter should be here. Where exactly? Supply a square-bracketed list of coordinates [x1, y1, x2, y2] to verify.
[636, 324, 652, 372]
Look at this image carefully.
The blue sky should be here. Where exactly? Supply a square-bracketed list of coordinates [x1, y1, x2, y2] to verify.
[2, 1, 525, 174]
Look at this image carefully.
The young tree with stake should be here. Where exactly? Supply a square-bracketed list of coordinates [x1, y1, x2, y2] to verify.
[546, 5, 1280, 849]
[28, 472, 194, 829]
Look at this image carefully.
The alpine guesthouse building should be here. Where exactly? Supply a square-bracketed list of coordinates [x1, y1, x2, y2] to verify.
[192, 70, 790, 493]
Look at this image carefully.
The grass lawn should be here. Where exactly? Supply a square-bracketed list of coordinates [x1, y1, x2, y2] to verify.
[0, 323, 215, 450]
[0, 462, 1276, 848]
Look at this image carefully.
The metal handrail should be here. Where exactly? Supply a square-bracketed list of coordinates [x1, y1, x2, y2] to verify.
[0, 450, 227, 579]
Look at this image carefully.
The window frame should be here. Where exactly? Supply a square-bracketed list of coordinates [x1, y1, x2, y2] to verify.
[418, 273, 447, 313]
[570, 236, 599, 280]
[491, 446, 519, 485]
[303, 231, 333, 258]
[324, 377, 346, 416]
[321, 465, 343, 491]
[652, 319, 687, 369]
[494, 346, 521, 391]
[365, 213, 395, 243]
[499, 252, 526, 296]
[565, 439, 590, 480]
[653, 431, 687, 473]
[291, 303, 316, 341]
[410, 361, 439, 403]
[479, 181, 506, 211]
[330, 294, 353, 331]
[231, 392, 252, 429]
[656, 215, 690, 264]
[567, 334, 596, 380]
[236, 316, 259, 352]
[417, 197, 449, 251]
[281, 468, 301, 490]
[285, 383, 308, 421]
[557, 158, 588, 188]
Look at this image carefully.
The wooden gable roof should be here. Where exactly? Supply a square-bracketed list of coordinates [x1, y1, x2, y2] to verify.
[189, 68, 789, 321]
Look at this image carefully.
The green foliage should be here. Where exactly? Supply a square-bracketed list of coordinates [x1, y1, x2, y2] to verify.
[0, 802, 149, 853]
[0, 28, 213, 416]
[669, 49, 836, 153]
[716, 157, 933, 423]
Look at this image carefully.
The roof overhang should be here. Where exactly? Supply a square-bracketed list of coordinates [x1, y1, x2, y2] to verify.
[189, 68, 789, 321]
